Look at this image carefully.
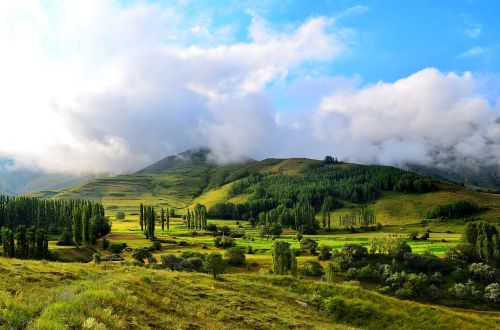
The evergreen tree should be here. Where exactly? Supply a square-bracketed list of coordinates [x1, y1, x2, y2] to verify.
[14, 225, 28, 259]
[72, 208, 82, 247]
[139, 203, 144, 232]
[161, 208, 165, 233]
[271, 240, 292, 275]
[166, 208, 170, 231]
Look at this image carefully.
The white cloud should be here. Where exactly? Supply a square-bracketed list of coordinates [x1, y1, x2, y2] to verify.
[0, 1, 345, 173]
[315, 68, 500, 166]
[460, 46, 490, 58]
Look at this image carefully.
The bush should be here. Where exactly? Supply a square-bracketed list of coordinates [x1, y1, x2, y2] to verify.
[115, 211, 125, 220]
[485, 283, 500, 302]
[109, 243, 126, 254]
[213, 236, 236, 249]
[387, 240, 412, 261]
[318, 245, 331, 261]
[324, 262, 336, 282]
[300, 238, 318, 255]
[93, 253, 101, 263]
[342, 244, 367, 258]
[246, 245, 253, 254]
[178, 240, 189, 246]
[346, 267, 359, 280]
[207, 223, 217, 232]
[358, 264, 379, 282]
[426, 284, 441, 300]
[56, 230, 74, 246]
[224, 247, 246, 266]
[131, 247, 152, 263]
[151, 241, 162, 251]
[302, 260, 323, 277]
[101, 238, 110, 250]
[448, 280, 481, 300]
[468, 263, 496, 284]
[187, 257, 204, 271]
[161, 254, 193, 271]
[323, 297, 347, 319]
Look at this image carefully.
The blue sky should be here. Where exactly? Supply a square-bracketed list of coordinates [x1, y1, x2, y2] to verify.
[0, 0, 499, 173]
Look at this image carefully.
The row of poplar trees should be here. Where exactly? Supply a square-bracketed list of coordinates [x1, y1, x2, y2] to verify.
[70, 201, 109, 247]
[139, 204, 173, 240]
[0, 195, 105, 234]
[186, 204, 207, 231]
[1, 225, 49, 259]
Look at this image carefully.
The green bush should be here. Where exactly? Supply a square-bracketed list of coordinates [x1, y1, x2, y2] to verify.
[300, 238, 318, 255]
[109, 243, 125, 254]
[318, 245, 331, 261]
[224, 247, 246, 266]
[115, 212, 125, 220]
[151, 241, 162, 251]
[56, 231, 74, 246]
[323, 297, 347, 319]
[131, 247, 152, 263]
[302, 260, 323, 276]
[101, 238, 110, 250]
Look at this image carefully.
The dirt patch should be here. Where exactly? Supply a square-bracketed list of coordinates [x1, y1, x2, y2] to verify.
[105, 234, 142, 240]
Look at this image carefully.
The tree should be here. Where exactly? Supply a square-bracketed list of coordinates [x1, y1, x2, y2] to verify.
[271, 240, 292, 275]
[35, 228, 48, 259]
[14, 225, 28, 259]
[224, 247, 246, 266]
[72, 208, 82, 247]
[166, 208, 170, 231]
[290, 249, 297, 277]
[160, 208, 165, 233]
[204, 252, 225, 279]
[139, 203, 144, 232]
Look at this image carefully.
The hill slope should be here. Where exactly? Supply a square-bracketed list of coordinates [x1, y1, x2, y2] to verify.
[0, 258, 498, 329]
[30, 150, 500, 226]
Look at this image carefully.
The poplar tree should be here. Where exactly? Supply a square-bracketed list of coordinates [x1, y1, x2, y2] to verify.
[139, 203, 144, 232]
[72, 208, 82, 247]
[271, 240, 292, 275]
[166, 208, 170, 231]
[161, 208, 165, 233]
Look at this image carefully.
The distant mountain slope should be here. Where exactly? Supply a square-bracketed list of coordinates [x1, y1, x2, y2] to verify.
[407, 163, 500, 191]
[0, 162, 93, 195]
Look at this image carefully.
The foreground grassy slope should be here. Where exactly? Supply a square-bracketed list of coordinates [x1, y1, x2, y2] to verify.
[0, 258, 498, 329]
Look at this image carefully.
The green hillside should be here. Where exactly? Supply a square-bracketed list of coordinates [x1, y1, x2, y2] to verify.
[30, 150, 500, 228]
[0, 258, 498, 329]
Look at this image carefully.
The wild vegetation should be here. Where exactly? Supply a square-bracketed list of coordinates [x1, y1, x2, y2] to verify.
[4, 153, 500, 328]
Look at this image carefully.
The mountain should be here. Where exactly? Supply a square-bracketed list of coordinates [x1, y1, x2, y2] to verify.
[407, 163, 500, 191]
[0, 160, 94, 195]
[28, 149, 500, 225]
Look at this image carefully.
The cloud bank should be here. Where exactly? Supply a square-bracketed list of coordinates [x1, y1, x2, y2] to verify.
[0, 1, 498, 174]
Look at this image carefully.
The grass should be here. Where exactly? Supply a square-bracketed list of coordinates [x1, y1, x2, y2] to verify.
[0, 258, 498, 329]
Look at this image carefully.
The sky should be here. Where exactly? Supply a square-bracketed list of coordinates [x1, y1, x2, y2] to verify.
[0, 0, 499, 174]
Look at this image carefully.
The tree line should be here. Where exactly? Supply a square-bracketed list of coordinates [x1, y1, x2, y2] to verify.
[209, 163, 431, 229]
[186, 204, 207, 231]
[1, 225, 49, 259]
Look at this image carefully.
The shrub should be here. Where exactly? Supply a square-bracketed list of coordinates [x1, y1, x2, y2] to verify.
[131, 247, 152, 263]
[426, 284, 441, 300]
[296, 232, 303, 241]
[445, 243, 478, 263]
[93, 253, 101, 263]
[115, 212, 125, 220]
[318, 245, 331, 261]
[409, 232, 418, 240]
[161, 254, 193, 271]
[468, 263, 496, 284]
[448, 280, 481, 300]
[207, 223, 217, 232]
[302, 260, 323, 276]
[109, 243, 125, 254]
[180, 251, 206, 260]
[300, 238, 318, 255]
[224, 247, 246, 266]
[56, 230, 74, 246]
[342, 244, 367, 258]
[187, 257, 204, 271]
[387, 240, 412, 261]
[358, 264, 379, 282]
[101, 238, 110, 250]
[323, 297, 347, 319]
[151, 241, 162, 251]
[246, 245, 253, 254]
[324, 262, 336, 282]
[213, 236, 235, 249]
[485, 283, 500, 302]
[346, 267, 359, 280]
[178, 240, 189, 246]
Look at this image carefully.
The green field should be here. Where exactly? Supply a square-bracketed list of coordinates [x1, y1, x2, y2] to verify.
[1, 257, 498, 329]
